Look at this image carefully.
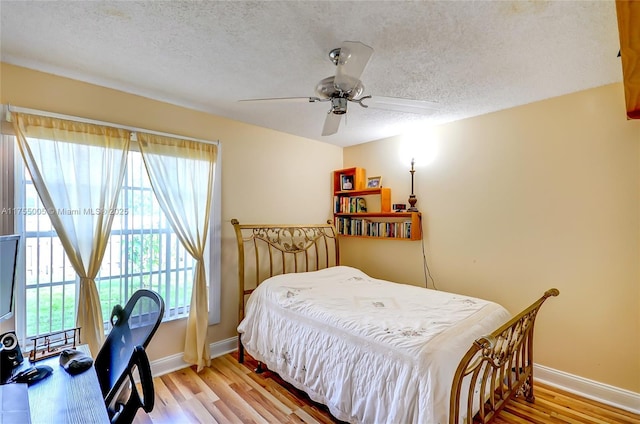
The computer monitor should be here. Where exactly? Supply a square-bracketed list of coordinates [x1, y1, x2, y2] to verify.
[0, 235, 20, 321]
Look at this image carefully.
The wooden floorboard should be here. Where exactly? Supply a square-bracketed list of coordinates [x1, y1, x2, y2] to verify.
[133, 353, 640, 424]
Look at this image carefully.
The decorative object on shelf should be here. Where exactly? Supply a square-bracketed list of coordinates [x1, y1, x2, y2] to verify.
[407, 158, 418, 212]
[367, 176, 382, 188]
[393, 203, 407, 212]
[341, 174, 354, 190]
[29, 327, 81, 362]
[356, 197, 367, 212]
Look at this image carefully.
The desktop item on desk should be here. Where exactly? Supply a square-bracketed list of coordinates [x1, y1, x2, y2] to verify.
[59, 348, 93, 375]
[0, 332, 23, 383]
[7, 365, 52, 385]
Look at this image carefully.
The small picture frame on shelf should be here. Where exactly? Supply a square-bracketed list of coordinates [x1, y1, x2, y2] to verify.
[341, 174, 354, 190]
[367, 176, 382, 188]
[356, 197, 367, 212]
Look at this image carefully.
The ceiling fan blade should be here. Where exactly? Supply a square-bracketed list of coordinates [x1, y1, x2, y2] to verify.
[364, 96, 440, 115]
[322, 112, 342, 136]
[239, 96, 322, 103]
[334, 41, 374, 93]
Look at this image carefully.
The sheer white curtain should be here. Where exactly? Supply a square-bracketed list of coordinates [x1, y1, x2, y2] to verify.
[12, 112, 130, 355]
[137, 133, 217, 371]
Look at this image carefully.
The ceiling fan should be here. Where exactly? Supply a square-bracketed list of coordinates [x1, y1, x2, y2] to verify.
[240, 41, 439, 136]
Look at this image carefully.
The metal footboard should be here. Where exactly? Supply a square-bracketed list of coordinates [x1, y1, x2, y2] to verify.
[449, 288, 559, 423]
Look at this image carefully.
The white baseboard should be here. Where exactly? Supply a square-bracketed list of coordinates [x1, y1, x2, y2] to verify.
[149, 339, 639, 415]
[149, 336, 238, 377]
[535, 363, 640, 414]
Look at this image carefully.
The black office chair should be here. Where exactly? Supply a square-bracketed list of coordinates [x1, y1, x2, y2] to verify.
[95, 289, 165, 424]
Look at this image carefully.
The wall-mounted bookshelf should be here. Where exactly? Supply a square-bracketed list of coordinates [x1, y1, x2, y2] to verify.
[332, 167, 421, 241]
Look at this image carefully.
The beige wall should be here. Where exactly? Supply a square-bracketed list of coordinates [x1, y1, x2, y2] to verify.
[343, 83, 640, 393]
[0, 63, 342, 361]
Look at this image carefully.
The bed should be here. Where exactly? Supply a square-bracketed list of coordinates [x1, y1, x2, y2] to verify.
[231, 219, 558, 424]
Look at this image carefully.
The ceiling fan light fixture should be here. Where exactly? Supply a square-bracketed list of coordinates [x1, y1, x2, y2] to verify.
[331, 97, 348, 114]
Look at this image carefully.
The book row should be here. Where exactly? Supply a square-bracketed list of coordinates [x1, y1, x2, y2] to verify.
[333, 196, 367, 214]
[334, 217, 413, 238]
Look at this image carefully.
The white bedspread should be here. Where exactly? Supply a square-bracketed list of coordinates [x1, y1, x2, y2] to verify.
[237, 266, 511, 424]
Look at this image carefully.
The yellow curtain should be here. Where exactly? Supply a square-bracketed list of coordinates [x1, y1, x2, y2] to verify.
[137, 133, 216, 371]
[12, 113, 130, 356]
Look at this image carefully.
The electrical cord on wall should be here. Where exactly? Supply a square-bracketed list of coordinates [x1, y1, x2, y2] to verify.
[420, 216, 438, 290]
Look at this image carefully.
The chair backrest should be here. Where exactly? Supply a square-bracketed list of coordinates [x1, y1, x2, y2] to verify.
[95, 289, 165, 409]
[108, 345, 155, 424]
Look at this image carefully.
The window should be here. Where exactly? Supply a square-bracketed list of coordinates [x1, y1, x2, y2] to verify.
[11, 137, 215, 342]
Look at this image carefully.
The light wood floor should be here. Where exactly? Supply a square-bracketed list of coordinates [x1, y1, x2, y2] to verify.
[133, 353, 640, 424]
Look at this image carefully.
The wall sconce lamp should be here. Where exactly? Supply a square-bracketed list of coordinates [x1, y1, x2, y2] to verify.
[407, 158, 418, 212]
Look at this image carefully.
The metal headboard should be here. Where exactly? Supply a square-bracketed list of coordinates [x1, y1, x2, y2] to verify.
[231, 219, 339, 362]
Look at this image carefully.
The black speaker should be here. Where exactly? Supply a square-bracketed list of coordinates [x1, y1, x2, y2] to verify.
[0, 331, 23, 383]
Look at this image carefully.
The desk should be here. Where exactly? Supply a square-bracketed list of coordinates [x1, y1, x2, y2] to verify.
[19, 345, 109, 424]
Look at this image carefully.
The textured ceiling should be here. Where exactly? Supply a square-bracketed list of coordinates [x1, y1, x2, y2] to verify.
[0, 1, 623, 147]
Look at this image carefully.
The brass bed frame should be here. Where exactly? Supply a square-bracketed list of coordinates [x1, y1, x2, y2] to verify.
[231, 219, 558, 424]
